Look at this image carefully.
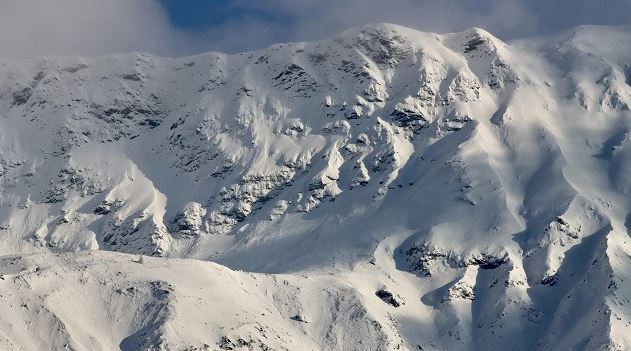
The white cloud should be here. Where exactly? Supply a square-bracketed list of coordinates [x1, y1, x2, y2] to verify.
[0, 0, 185, 57]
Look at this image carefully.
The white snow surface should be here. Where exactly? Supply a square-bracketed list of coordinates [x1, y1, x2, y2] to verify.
[0, 23, 631, 350]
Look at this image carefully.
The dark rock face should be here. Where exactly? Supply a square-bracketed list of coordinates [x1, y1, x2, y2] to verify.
[12, 87, 32, 106]
[290, 314, 308, 323]
[464, 37, 486, 53]
[466, 252, 510, 270]
[390, 105, 430, 130]
[375, 289, 401, 307]
[404, 242, 510, 276]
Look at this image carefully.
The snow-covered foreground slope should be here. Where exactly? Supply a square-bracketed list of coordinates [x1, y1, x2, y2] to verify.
[0, 251, 398, 350]
[1, 24, 631, 350]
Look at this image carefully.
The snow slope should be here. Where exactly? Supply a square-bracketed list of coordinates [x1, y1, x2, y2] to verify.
[0, 23, 631, 350]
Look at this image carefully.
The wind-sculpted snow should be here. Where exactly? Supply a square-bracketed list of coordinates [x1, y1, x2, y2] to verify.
[0, 24, 631, 350]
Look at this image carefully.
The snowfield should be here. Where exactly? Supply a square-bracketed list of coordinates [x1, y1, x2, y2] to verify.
[0, 23, 631, 350]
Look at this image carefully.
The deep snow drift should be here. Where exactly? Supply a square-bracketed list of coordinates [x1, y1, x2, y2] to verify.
[0, 23, 631, 350]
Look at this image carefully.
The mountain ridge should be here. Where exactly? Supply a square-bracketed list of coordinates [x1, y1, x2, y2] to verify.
[0, 23, 630, 350]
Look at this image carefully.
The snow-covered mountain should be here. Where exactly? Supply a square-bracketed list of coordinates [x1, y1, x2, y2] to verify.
[1, 23, 631, 350]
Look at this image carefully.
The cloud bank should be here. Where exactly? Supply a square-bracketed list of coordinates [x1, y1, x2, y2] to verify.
[1, 0, 629, 58]
[211, 0, 631, 51]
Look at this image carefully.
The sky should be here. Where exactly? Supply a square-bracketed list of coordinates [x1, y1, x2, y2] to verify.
[0, 0, 630, 58]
